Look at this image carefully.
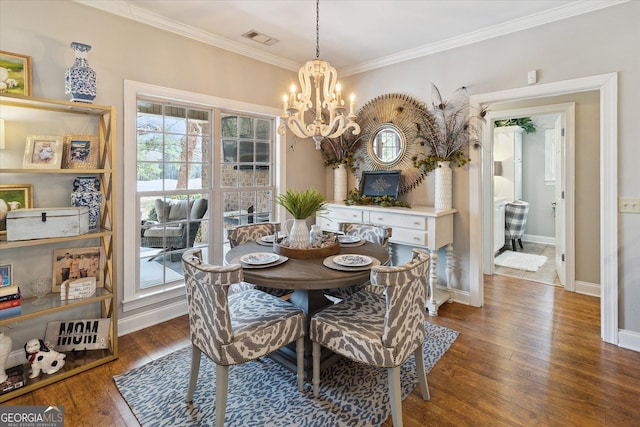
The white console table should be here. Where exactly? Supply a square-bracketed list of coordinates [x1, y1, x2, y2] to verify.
[317, 202, 457, 316]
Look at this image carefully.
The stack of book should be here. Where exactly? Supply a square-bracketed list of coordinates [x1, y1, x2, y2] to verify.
[0, 285, 21, 319]
[0, 365, 26, 395]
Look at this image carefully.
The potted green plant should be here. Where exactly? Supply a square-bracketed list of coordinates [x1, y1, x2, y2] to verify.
[413, 84, 487, 209]
[494, 117, 537, 134]
[276, 188, 327, 249]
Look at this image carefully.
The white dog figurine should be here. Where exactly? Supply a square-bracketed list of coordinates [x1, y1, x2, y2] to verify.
[24, 339, 66, 378]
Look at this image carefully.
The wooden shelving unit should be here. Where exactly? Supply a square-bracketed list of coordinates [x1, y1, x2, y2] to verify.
[0, 93, 117, 402]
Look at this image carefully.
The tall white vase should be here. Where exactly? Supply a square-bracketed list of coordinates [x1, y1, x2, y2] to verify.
[283, 218, 310, 249]
[334, 164, 348, 202]
[435, 161, 453, 210]
[0, 331, 11, 383]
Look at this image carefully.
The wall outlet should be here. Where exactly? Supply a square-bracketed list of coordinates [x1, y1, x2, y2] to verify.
[527, 70, 537, 84]
[619, 197, 640, 213]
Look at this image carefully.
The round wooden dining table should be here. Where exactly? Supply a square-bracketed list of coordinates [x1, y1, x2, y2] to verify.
[225, 240, 389, 378]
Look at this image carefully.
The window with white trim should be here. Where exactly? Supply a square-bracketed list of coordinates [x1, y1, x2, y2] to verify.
[123, 82, 279, 311]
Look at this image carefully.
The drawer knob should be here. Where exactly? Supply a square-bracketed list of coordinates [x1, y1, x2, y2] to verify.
[412, 221, 420, 225]
[377, 217, 383, 221]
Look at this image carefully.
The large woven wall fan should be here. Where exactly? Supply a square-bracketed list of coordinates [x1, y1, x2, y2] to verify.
[352, 93, 432, 195]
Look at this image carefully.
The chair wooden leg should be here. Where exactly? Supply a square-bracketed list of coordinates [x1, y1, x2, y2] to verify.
[296, 337, 304, 391]
[511, 239, 517, 251]
[388, 367, 403, 427]
[414, 347, 431, 401]
[312, 342, 321, 398]
[518, 238, 524, 249]
[185, 345, 201, 403]
[216, 364, 229, 427]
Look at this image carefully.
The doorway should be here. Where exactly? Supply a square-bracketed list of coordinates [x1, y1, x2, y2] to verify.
[468, 73, 619, 344]
[487, 104, 575, 289]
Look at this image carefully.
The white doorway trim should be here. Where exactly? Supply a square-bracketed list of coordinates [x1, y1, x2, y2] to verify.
[469, 73, 618, 344]
[483, 103, 575, 293]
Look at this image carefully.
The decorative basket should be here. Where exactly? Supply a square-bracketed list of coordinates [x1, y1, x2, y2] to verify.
[273, 240, 340, 259]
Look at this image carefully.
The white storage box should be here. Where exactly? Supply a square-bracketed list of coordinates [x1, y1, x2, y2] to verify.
[6, 207, 89, 241]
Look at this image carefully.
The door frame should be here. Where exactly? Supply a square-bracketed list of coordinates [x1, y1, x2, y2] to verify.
[483, 103, 575, 293]
[469, 72, 618, 344]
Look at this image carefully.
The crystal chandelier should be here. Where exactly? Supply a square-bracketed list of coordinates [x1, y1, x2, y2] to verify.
[278, 0, 360, 149]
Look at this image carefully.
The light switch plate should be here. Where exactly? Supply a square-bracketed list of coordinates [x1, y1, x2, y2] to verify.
[619, 197, 640, 213]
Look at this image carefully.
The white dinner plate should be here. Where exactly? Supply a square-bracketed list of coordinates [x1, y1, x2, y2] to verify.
[338, 235, 361, 244]
[260, 235, 276, 243]
[240, 252, 280, 265]
[332, 254, 372, 267]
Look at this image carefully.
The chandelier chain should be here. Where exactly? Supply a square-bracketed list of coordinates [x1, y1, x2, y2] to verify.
[315, 0, 320, 58]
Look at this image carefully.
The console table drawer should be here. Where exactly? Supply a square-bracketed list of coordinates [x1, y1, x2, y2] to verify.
[327, 207, 364, 223]
[367, 211, 427, 230]
[318, 207, 364, 231]
[391, 228, 429, 246]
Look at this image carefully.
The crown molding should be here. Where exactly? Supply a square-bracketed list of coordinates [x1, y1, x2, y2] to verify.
[73, 0, 300, 72]
[75, 0, 628, 77]
[340, 0, 629, 76]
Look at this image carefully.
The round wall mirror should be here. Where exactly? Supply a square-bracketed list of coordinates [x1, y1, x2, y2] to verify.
[368, 124, 406, 166]
[353, 93, 434, 195]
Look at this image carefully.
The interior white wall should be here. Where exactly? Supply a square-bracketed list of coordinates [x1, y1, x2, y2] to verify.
[521, 115, 557, 240]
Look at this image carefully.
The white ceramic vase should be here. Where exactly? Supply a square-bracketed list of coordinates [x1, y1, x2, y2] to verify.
[435, 161, 453, 210]
[334, 164, 348, 202]
[284, 218, 310, 249]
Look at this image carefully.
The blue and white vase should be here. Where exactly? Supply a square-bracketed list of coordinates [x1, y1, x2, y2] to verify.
[71, 176, 101, 230]
[65, 42, 96, 103]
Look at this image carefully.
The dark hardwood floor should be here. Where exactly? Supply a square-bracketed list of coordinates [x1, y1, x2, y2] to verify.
[4, 275, 639, 426]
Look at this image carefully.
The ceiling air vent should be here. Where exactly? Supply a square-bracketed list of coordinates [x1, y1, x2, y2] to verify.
[242, 30, 279, 46]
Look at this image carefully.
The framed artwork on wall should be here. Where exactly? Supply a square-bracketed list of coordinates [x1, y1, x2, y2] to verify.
[23, 135, 63, 169]
[0, 264, 12, 287]
[63, 134, 99, 169]
[0, 184, 33, 235]
[52, 246, 104, 292]
[0, 50, 33, 96]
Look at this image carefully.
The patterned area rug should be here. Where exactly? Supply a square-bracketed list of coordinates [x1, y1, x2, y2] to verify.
[114, 322, 458, 427]
[495, 250, 547, 272]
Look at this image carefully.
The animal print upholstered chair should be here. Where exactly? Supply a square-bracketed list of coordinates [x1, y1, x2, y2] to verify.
[182, 249, 305, 427]
[226, 222, 291, 297]
[339, 222, 392, 249]
[226, 222, 280, 248]
[324, 223, 393, 300]
[310, 249, 431, 427]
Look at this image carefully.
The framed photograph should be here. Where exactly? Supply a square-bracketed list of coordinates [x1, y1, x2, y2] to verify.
[62, 134, 99, 169]
[0, 50, 32, 96]
[0, 264, 12, 287]
[360, 170, 402, 199]
[0, 184, 33, 235]
[23, 135, 63, 169]
[52, 246, 104, 292]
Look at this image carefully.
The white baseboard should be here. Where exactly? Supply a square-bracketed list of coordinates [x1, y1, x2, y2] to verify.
[118, 299, 188, 336]
[575, 280, 600, 298]
[522, 234, 556, 245]
[619, 329, 640, 352]
[451, 289, 470, 306]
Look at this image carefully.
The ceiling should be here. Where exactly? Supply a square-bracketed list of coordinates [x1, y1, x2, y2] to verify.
[76, 0, 623, 76]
